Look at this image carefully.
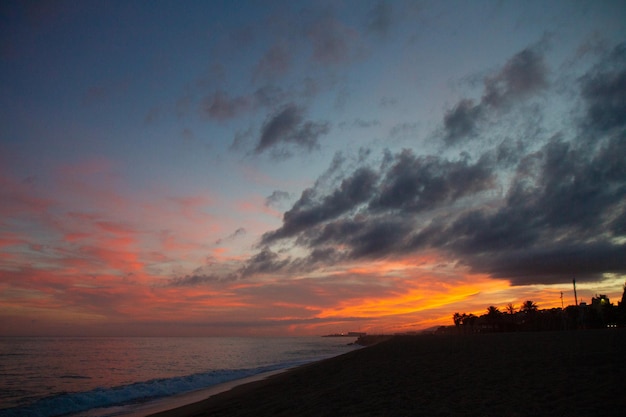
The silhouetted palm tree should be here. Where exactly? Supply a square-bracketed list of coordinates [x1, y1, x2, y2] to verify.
[486, 306, 502, 331]
[487, 306, 500, 317]
[521, 300, 538, 313]
[506, 303, 516, 315]
[463, 313, 477, 328]
[453, 312, 463, 327]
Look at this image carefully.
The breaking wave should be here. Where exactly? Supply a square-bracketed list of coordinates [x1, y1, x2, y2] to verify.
[1, 360, 309, 417]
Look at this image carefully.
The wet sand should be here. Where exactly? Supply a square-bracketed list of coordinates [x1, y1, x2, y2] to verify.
[149, 329, 626, 417]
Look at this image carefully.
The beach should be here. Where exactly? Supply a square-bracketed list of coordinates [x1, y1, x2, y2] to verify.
[150, 329, 626, 417]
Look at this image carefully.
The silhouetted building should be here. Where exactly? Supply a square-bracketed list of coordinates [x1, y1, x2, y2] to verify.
[591, 294, 610, 308]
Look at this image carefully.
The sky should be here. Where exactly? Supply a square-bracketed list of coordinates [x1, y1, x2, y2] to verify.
[1, 0, 626, 337]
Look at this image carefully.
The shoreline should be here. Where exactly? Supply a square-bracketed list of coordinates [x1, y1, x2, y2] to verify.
[1, 337, 360, 417]
[91, 368, 290, 417]
[80, 344, 362, 417]
[148, 329, 626, 417]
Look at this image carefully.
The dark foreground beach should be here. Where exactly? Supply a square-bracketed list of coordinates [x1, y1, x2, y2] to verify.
[150, 329, 626, 417]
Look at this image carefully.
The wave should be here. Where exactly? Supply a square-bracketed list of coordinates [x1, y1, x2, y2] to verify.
[0, 360, 311, 417]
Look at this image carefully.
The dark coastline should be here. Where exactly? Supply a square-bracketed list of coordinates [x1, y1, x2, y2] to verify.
[149, 329, 626, 417]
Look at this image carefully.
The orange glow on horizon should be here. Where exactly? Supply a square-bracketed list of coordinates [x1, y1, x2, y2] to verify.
[315, 273, 510, 321]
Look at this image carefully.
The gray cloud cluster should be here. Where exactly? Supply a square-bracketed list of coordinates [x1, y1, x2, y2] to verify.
[263, 166, 379, 241]
[194, 5, 380, 159]
[242, 42, 626, 286]
[170, 29, 626, 289]
[260, 149, 497, 261]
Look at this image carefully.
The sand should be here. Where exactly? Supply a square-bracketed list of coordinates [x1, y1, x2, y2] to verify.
[149, 329, 626, 417]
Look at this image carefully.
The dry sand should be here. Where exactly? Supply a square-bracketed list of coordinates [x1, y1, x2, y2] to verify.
[149, 329, 626, 417]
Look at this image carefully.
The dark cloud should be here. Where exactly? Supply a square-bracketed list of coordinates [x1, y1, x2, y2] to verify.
[258, 104, 303, 150]
[262, 166, 379, 243]
[254, 103, 330, 156]
[296, 246, 341, 267]
[370, 150, 495, 212]
[495, 139, 526, 168]
[259, 148, 497, 264]
[482, 46, 548, 107]
[240, 248, 290, 277]
[579, 43, 626, 132]
[442, 99, 482, 145]
[290, 216, 412, 262]
[170, 247, 289, 285]
[466, 242, 626, 285]
[328, 218, 411, 260]
[265, 190, 291, 207]
[610, 210, 626, 235]
[411, 133, 626, 284]
[442, 45, 548, 144]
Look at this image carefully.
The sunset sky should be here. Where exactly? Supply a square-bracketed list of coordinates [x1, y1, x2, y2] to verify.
[2, 0, 626, 336]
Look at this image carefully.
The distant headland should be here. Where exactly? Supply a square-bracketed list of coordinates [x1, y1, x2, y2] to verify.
[321, 331, 366, 337]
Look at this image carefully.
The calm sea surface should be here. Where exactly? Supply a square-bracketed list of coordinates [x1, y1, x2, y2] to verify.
[0, 337, 358, 417]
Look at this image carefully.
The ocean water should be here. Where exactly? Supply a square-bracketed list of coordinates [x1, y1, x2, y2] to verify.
[0, 336, 358, 417]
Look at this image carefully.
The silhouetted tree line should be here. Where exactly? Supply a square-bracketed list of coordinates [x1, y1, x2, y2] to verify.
[447, 283, 626, 333]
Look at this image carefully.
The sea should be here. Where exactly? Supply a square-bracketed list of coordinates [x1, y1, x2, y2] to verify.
[0, 336, 359, 417]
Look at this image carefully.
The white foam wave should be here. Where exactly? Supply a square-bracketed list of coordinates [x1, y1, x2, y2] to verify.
[0, 361, 308, 417]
